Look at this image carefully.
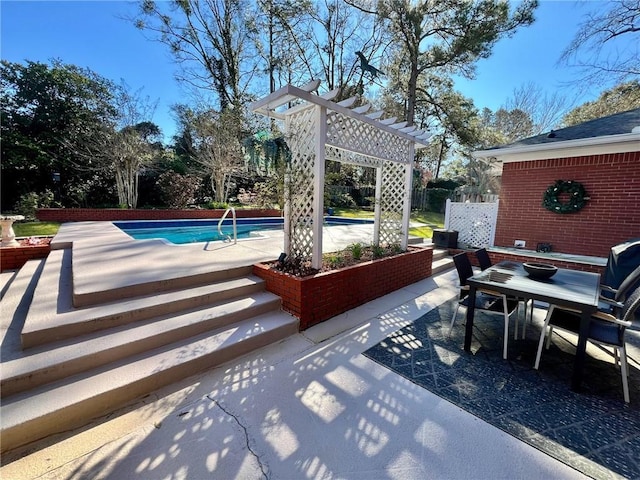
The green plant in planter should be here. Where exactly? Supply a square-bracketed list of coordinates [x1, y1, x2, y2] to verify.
[349, 242, 363, 260]
[371, 244, 385, 259]
[326, 253, 343, 268]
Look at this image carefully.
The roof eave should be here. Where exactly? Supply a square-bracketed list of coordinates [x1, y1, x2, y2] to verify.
[471, 132, 640, 163]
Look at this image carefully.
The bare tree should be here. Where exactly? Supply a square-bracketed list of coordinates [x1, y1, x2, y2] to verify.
[134, 0, 256, 110]
[559, 0, 640, 87]
[112, 128, 155, 208]
[192, 108, 245, 203]
[505, 82, 573, 135]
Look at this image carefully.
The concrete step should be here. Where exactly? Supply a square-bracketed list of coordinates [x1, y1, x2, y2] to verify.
[432, 255, 454, 275]
[432, 247, 449, 261]
[21, 249, 266, 348]
[2, 291, 282, 397]
[1, 259, 45, 359]
[0, 311, 299, 454]
[71, 239, 256, 307]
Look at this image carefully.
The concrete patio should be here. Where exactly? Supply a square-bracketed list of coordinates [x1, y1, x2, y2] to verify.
[0, 220, 589, 478]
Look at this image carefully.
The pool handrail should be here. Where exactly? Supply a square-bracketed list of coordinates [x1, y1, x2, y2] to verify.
[218, 207, 237, 244]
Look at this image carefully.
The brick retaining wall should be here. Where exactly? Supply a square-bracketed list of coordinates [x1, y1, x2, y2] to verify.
[36, 208, 282, 223]
[450, 249, 605, 275]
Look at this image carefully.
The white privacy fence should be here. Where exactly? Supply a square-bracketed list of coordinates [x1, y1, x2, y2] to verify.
[444, 199, 499, 248]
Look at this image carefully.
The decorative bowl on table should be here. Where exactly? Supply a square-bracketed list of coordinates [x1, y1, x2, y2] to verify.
[523, 262, 558, 280]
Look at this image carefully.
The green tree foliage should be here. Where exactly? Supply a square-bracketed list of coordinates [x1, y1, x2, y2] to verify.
[474, 107, 534, 148]
[250, 0, 313, 93]
[351, 0, 538, 126]
[562, 80, 640, 126]
[0, 60, 118, 209]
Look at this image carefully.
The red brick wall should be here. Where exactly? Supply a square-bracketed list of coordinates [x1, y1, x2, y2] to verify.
[1, 245, 50, 271]
[253, 246, 433, 330]
[36, 208, 282, 223]
[451, 249, 604, 275]
[495, 151, 640, 257]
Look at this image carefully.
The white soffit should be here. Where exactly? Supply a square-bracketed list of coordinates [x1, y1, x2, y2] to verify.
[472, 132, 640, 163]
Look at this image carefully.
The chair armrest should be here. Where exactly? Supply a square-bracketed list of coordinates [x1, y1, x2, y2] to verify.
[592, 310, 633, 327]
[550, 304, 582, 315]
[598, 296, 624, 309]
[479, 287, 503, 297]
[600, 284, 617, 294]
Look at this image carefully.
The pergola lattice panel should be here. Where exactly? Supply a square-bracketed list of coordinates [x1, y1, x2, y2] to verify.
[327, 112, 411, 164]
[285, 108, 317, 260]
[379, 160, 409, 245]
[325, 145, 382, 169]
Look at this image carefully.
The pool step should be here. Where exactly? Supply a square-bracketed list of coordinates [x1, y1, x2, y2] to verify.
[0, 310, 298, 455]
[21, 249, 266, 348]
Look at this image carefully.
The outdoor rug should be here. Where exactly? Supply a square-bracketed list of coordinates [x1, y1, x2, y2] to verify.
[363, 300, 640, 480]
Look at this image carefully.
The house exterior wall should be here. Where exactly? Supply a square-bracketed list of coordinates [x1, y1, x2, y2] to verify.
[495, 151, 640, 258]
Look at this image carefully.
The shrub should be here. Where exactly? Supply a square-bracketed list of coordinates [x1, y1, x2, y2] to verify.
[15, 190, 54, 220]
[156, 172, 202, 208]
[206, 201, 229, 210]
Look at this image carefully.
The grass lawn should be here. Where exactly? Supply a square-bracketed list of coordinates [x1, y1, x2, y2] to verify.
[13, 222, 60, 237]
[331, 208, 444, 238]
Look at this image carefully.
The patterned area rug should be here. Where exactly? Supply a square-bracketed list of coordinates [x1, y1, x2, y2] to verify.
[363, 301, 640, 480]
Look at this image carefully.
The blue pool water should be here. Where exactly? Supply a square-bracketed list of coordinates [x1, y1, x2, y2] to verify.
[114, 217, 372, 245]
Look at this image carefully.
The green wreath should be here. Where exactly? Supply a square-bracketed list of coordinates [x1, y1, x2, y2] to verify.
[542, 180, 589, 214]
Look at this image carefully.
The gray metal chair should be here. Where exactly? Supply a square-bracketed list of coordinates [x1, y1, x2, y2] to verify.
[451, 253, 520, 359]
[474, 248, 492, 271]
[534, 285, 640, 403]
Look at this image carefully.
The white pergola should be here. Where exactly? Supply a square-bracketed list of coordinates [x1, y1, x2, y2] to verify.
[250, 81, 431, 268]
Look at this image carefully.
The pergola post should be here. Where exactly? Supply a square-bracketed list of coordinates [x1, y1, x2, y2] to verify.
[373, 166, 383, 246]
[312, 106, 327, 269]
[401, 144, 415, 250]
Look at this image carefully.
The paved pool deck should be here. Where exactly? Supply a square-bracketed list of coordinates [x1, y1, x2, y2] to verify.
[1, 259, 588, 479]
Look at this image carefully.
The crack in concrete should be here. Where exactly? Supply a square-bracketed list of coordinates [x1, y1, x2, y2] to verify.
[208, 395, 268, 479]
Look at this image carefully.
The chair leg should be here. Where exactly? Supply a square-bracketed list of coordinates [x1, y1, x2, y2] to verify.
[545, 326, 554, 349]
[619, 345, 630, 403]
[522, 299, 533, 340]
[534, 307, 554, 369]
[449, 305, 460, 335]
[502, 296, 509, 360]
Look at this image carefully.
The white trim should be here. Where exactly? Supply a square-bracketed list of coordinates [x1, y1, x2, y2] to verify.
[472, 132, 640, 163]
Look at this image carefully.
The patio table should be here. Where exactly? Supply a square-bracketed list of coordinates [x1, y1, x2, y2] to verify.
[464, 261, 601, 391]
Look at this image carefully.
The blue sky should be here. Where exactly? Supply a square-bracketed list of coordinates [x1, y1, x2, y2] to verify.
[1, 1, 628, 141]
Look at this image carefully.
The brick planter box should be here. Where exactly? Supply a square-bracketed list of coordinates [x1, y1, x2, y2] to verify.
[1, 240, 51, 272]
[253, 246, 433, 330]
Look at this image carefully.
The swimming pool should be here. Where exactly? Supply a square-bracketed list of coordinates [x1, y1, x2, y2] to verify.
[114, 217, 373, 245]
